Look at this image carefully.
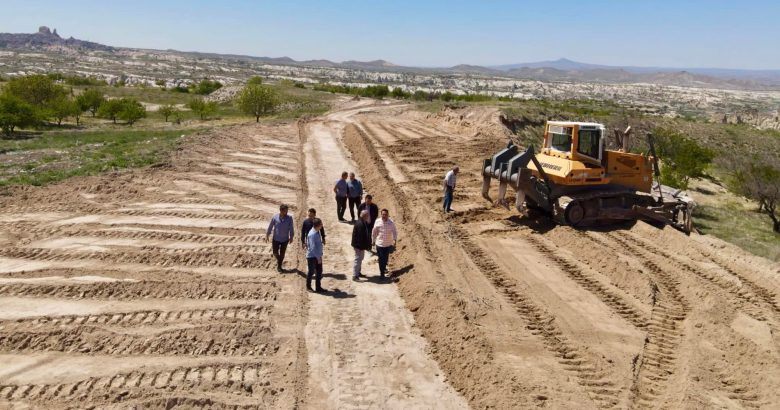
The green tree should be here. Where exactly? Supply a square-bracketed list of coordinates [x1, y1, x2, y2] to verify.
[4, 74, 66, 107]
[391, 87, 407, 99]
[722, 155, 780, 233]
[653, 128, 714, 190]
[247, 76, 264, 86]
[187, 98, 217, 120]
[158, 104, 178, 122]
[0, 94, 38, 136]
[118, 99, 147, 125]
[97, 99, 125, 124]
[238, 84, 280, 122]
[48, 95, 80, 126]
[79, 88, 105, 117]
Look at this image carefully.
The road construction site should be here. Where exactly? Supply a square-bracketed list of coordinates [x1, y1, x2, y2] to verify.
[0, 98, 777, 409]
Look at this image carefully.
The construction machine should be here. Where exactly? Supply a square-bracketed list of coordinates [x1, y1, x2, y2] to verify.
[481, 121, 694, 233]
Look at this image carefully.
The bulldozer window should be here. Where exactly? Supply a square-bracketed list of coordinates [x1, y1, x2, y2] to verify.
[550, 126, 573, 152]
[577, 129, 601, 159]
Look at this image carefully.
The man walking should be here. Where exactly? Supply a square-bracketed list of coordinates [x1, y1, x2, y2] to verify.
[346, 172, 363, 222]
[358, 195, 379, 232]
[334, 171, 349, 221]
[305, 218, 325, 292]
[371, 209, 397, 278]
[351, 210, 372, 281]
[301, 208, 326, 248]
[266, 204, 294, 272]
[443, 166, 459, 213]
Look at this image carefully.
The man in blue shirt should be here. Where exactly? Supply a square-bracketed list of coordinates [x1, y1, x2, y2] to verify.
[265, 204, 294, 272]
[305, 218, 325, 292]
[346, 172, 364, 222]
[333, 171, 349, 222]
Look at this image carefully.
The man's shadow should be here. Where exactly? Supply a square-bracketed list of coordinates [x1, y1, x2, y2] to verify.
[363, 264, 414, 284]
[293, 269, 355, 298]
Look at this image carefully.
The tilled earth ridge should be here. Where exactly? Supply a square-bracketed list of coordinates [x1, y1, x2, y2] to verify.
[0, 123, 309, 409]
[0, 101, 778, 409]
[342, 105, 779, 409]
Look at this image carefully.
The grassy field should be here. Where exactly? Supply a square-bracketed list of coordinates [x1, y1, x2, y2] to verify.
[0, 81, 335, 190]
[0, 129, 192, 187]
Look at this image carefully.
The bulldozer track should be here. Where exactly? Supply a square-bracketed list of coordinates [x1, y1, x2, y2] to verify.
[104, 209, 270, 220]
[0, 280, 276, 300]
[0, 304, 270, 329]
[710, 363, 763, 409]
[449, 225, 622, 409]
[200, 164, 298, 191]
[618, 232, 776, 322]
[602, 232, 688, 409]
[689, 246, 780, 317]
[521, 234, 649, 329]
[15, 228, 264, 245]
[0, 247, 275, 269]
[0, 324, 275, 356]
[0, 361, 273, 404]
[177, 177, 290, 208]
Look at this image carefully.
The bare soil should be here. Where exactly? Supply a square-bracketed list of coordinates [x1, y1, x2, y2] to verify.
[0, 99, 778, 409]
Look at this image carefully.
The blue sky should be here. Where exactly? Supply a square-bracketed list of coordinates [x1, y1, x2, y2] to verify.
[2, 0, 778, 69]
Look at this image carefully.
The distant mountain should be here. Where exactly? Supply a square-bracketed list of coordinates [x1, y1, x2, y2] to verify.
[493, 58, 609, 71]
[493, 57, 780, 85]
[0, 26, 113, 52]
[2, 27, 779, 89]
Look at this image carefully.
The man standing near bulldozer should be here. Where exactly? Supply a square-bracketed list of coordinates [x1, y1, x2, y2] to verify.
[443, 166, 459, 213]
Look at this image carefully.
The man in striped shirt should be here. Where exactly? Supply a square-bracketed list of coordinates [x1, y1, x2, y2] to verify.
[371, 208, 397, 278]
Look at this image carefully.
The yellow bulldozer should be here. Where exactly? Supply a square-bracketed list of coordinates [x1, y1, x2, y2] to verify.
[481, 121, 694, 233]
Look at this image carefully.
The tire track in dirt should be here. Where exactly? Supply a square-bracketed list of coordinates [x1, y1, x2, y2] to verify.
[0, 280, 276, 300]
[0, 362, 276, 404]
[176, 177, 291, 208]
[0, 247, 275, 269]
[448, 225, 623, 409]
[684, 243, 780, 317]
[514, 232, 650, 330]
[600, 232, 689, 409]
[617, 231, 775, 323]
[0, 304, 270, 328]
[104, 209, 270, 220]
[0, 324, 275, 356]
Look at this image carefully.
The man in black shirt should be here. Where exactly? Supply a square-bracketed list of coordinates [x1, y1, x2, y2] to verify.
[357, 195, 379, 232]
[351, 210, 372, 281]
[302, 208, 326, 249]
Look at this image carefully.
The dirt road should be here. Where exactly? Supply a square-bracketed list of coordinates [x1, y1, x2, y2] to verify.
[0, 99, 778, 409]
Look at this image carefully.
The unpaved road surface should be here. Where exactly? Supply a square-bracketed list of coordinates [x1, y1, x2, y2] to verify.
[0, 99, 778, 409]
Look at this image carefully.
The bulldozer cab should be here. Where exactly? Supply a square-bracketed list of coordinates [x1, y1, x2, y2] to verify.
[543, 121, 604, 167]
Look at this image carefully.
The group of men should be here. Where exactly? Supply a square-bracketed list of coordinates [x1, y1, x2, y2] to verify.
[266, 165, 458, 293]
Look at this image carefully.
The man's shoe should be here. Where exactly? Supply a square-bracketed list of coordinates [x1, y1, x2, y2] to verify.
[306, 286, 313, 292]
[352, 276, 359, 282]
[315, 287, 326, 293]
[276, 266, 283, 273]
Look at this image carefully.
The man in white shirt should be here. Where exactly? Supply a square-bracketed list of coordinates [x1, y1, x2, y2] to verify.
[443, 166, 459, 213]
[371, 209, 397, 278]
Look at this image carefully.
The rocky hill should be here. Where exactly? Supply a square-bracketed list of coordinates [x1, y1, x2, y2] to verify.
[0, 26, 113, 52]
